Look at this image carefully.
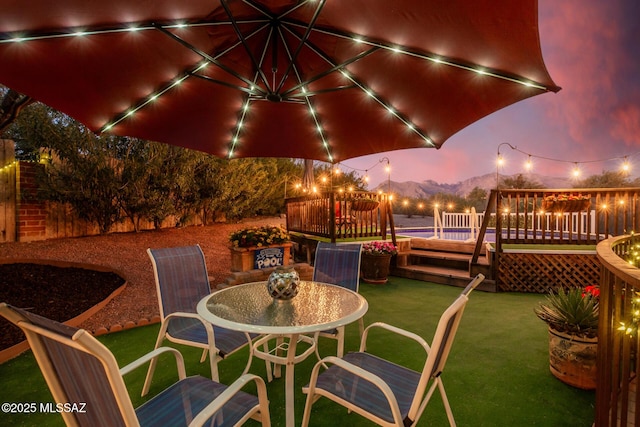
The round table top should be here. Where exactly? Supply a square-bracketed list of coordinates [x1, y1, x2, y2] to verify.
[196, 281, 368, 334]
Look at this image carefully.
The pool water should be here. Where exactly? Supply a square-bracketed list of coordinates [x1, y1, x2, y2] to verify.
[397, 227, 495, 242]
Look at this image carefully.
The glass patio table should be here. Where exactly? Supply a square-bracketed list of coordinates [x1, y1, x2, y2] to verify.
[196, 280, 368, 427]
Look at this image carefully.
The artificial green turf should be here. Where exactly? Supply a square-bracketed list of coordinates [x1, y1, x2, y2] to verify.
[0, 277, 595, 426]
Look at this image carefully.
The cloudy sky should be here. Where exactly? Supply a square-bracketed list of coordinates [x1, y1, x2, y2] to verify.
[344, 0, 640, 189]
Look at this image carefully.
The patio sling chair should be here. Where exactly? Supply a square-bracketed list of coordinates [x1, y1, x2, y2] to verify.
[0, 303, 271, 427]
[302, 273, 485, 427]
[312, 242, 363, 358]
[146, 245, 255, 391]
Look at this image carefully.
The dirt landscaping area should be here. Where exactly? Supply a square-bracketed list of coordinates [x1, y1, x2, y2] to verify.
[0, 216, 285, 341]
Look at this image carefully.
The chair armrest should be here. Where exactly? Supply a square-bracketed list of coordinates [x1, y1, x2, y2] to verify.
[164, 311, 209, 323]
[120, 347, 186, 380]
[189, 374, 270, 427]
[360, 322, 430, 354]
[307, 356, 404, 425]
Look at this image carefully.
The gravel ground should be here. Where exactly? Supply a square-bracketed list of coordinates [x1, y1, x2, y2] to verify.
[0, 216, 284, 333]
[0, 214, 424, 335]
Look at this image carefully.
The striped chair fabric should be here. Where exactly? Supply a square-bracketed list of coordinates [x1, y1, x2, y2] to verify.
[312, 242, 363, 358]
[302, 274, 485, 427]
[147, 245, 254, 385]
[0, 303, 270, 427]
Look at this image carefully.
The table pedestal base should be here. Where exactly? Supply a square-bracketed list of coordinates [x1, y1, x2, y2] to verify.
[252, 333, 318, 427]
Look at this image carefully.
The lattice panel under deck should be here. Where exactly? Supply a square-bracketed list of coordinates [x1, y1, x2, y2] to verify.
[497, 253, 600, 293]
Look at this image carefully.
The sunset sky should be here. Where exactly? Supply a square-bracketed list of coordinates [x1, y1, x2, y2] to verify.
[345, 0, 640, 189]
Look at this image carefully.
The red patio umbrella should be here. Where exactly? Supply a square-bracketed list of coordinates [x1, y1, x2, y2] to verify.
[0, 0, 559, 162]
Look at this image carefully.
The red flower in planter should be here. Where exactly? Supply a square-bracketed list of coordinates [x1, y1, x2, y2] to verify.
[583, 285, 600, 299]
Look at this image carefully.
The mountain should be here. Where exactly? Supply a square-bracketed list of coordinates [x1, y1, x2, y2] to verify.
[374, 173, 573, 198]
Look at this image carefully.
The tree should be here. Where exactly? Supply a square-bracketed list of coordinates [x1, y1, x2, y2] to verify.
[466, 186, 489, 211]
[1, 96, 331, 231]
[500, 173, 542, 189]
[575, 170, 633, 188]
[0, 85, 33, 134]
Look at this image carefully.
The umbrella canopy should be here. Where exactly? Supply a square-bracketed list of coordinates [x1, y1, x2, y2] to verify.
[0, 0, 559, 162]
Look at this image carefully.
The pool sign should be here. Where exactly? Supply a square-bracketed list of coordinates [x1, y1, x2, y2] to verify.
[254, 247, 285, 269]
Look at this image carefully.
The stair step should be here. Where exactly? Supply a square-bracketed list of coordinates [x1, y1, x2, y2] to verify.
[392, 264, 497, 292]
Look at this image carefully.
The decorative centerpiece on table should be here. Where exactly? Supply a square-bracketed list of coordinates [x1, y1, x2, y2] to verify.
[228, 225, 292, 272]
[534, 285, 599, 389]
[267, 266, 300, 301]
[542, 194, 591, 213]
[360, 241, 398, 284]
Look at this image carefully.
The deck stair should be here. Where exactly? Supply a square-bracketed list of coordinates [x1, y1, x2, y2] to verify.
[393, 245, 496, 292]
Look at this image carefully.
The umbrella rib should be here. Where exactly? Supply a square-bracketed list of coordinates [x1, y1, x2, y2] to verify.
[275, 25, 333, 162]
[274, 0, 327, 94]
[153, 23, 267, 96]
[280, 25, 435, 146]
[220, 0, 273, 93]
[190, 74, 256, 94]
[288, 22, 558, 93]
[279, 41, 379, 98]
[288, 86, 357, 98]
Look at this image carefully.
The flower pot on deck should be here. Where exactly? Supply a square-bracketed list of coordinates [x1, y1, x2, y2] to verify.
[360, 253, 392, 284]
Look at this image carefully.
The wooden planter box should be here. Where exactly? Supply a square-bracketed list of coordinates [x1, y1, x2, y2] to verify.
[542, 198, 591, 212]
[230, 242, 293, 272]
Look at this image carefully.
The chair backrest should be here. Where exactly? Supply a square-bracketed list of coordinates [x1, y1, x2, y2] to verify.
[312, 242, 363, 292]
[0, 303, 137, 427]
[411, 274, 484, 415]
[148, 244, 212, 319]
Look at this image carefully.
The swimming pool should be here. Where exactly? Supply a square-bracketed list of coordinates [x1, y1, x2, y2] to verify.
[396, 227, 494, 242]
[397, 227, 592, 243]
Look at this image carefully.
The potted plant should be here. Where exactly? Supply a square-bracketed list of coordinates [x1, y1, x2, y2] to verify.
[349, 197, 380, 212]
[542, 194, 591, 212]
[228, 225, 292, 272]
[534, 285, 599, 389]
[360, 241, 398, 284]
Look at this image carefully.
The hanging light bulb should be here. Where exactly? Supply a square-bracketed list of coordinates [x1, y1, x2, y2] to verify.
[572, 163, 581, 178]
[524, 155, 532, 171]
[622, 156, 631, 174]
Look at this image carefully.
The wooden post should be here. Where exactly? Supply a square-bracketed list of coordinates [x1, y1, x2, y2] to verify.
[0, 140, 16, 242]
[329, 191, 336, 243]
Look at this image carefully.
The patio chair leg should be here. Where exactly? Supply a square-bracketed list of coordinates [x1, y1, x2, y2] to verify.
[209, 350, 220, 382]
[437, 378, 456, 427]
[142, 322, 169, 396]
[200, 348, 208, 363]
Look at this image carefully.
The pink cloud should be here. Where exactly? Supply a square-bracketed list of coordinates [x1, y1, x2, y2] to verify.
[611, 104, 640, 146]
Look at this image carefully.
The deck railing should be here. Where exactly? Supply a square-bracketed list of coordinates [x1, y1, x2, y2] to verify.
[596, 234, 640, 426]
[285, 191, 392, 242]
[472, 187, 640, 268]
[494, 188, 640, 244]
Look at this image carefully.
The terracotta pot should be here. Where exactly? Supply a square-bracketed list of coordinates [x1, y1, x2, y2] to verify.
[360, 253, 392, 284]
[548, 328, 597, 390]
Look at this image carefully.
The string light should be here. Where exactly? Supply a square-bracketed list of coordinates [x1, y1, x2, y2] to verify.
[525, 155, 533, 171]
[572, 163, 581, 178]
[496, 143, 640, 180]
[3, 12, 559, 167]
